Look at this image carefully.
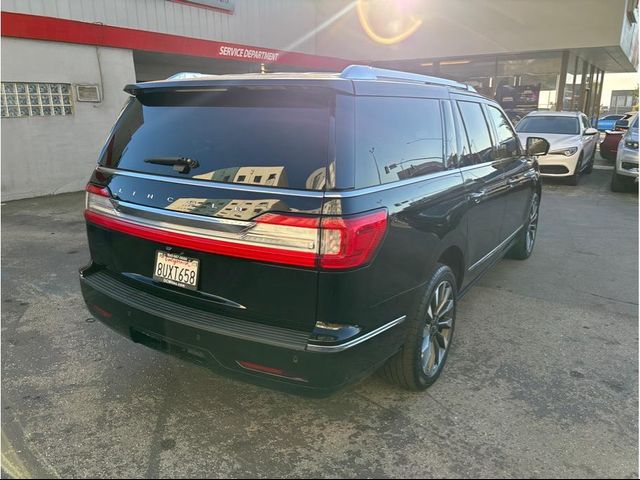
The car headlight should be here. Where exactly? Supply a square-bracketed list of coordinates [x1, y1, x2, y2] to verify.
[624, 140, 639, 150]
[550, 146, 578, 156]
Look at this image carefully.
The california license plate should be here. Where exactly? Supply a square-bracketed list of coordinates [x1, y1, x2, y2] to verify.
[153, 251, 200, 290]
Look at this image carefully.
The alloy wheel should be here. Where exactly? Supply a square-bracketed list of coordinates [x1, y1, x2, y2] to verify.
[526, 193, 539, 253]
[421, 280, 455, 377]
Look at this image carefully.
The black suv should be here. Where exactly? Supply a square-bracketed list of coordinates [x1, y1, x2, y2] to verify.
[80, 65, 549, 394]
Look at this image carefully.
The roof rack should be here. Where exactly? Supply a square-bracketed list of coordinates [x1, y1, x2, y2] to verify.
[340, 65, 477, 92]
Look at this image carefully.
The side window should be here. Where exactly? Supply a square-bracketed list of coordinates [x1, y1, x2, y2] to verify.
[456, 100, 494, 166]
[487, 105, 522, 159]
[581, 115, 590, 130]
[355, 97, 444, 186]
[441, 100, 459, 169]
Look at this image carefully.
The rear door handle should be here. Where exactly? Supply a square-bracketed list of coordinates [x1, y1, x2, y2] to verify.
[507, 178, 519, 187]
[469, 190, 487, 203]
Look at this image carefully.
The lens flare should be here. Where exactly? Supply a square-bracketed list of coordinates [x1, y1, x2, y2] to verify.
[357, 0, 423, 45]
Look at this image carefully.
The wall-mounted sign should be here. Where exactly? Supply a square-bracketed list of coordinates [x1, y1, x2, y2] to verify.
[218, 45, 280, 62]
[170, 0, 235, 13]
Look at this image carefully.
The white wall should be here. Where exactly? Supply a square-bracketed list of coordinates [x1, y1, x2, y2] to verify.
[1, 0, 319, 54]
[1, 38, 135, 201]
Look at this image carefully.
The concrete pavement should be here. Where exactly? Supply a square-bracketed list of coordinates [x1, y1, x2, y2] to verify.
[1, 169, 637, 478]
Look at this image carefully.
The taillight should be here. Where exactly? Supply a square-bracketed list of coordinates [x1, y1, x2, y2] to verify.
[85, 183, 114, 215]
[319, 209, 388, 269]
[84, 182, 387, 270]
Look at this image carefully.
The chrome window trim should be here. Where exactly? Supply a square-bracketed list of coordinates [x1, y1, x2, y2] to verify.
[324, 170, 459, 198]
[97, 167, 325, 198]
[468, 226, 522, 272]
[99, 166, 465, 200]
[305, 315, 406, 353]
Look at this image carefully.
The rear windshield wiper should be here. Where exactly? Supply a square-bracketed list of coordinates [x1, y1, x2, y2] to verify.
[144, 156, 199, 173]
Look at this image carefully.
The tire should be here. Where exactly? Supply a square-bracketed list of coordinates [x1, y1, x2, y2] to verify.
[381, 264, 456, 391]
[567, 155, 583, 186]
[584, 149, 594, 174]
[611, 171, 627, 192]
[507, 191, 540, 260]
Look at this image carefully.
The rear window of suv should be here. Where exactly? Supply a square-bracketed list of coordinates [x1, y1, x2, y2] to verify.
[99, 87, 334, 191]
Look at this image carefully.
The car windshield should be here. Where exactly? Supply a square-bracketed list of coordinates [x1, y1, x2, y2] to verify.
[516, 116, 580, 135]
[632, 116, 639, 129]
[604, 115, 623, 120]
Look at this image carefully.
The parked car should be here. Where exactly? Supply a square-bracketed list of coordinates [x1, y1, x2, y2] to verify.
[600, 129, 625, 161]
[515, 111, 598, 185]
[613, 112, 637, 131]
[601, 112, 637, 161]
[611, 114, 639, 192]
[80, 66, 548, 394]
[595, 114, 624, 131]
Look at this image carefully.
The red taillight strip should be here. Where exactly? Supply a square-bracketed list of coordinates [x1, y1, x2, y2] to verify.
[86, 184, 111, 197]
[84, 210, 318, 267]
[320, 209, 388, 269]
[236, 361, 308, 383]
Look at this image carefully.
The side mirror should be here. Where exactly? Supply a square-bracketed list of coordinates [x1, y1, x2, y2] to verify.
[615, 120, 630, 131]
[526, 137, 550, 156]
[584, 127, 598, 136]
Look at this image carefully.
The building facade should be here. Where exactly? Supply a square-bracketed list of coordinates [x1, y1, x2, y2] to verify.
[609, 89, 639, 114]
[1, 0, 638, 200]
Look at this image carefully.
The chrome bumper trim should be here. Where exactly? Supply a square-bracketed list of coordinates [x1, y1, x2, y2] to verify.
[305, 315, 407, 353]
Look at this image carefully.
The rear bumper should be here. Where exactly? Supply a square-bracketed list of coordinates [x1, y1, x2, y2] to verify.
[80, 267, 407, 394]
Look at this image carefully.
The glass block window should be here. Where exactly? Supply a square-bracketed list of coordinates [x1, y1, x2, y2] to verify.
[1, 82, 73, 118]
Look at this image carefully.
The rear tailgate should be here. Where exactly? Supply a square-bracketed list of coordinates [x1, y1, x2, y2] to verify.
[85, 84, 340, 333]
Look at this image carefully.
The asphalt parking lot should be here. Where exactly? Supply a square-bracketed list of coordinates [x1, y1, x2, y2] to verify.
[2, 167, 638, 478]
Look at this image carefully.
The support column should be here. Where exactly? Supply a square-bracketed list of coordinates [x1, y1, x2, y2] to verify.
[585, 63, 596, 115]
[570, 55, 579, 110]
[593, 69, 605, 124]
[576, 60, 588, 112]
[556, 50, 569, 111]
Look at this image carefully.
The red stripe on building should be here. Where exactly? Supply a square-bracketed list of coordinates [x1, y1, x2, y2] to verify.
[1, 11, 351, 70]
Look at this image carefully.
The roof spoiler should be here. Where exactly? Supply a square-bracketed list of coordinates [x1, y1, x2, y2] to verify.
[124, 72, 210, 95]
[340, 65, 477, 92]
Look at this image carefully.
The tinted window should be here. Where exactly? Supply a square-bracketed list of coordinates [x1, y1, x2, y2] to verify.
[355, 97, 444, 186]
[516, 116, 580, 135]
[99, 87, 333, 190]
[487, 105, 521, 159]
[441, 100, 459, 169]
[457, 101, 494, 166]
[632, 116, 638, 128]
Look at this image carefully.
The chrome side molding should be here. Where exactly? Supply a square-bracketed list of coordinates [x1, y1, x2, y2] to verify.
[468, 226, 522, 272]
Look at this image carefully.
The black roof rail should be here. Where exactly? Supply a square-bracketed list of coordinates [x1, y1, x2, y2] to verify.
[340, 65, 477, 92]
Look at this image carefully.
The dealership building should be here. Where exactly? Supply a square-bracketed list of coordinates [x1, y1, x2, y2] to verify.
[1, 0, 638, 200]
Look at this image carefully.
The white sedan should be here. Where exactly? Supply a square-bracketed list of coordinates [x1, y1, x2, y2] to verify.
[515, 111, 599, 185]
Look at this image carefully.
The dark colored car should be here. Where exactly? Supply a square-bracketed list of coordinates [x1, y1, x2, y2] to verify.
[600, 112, 636, 161]
[80, 66, 549, 394]
[600, 129, 625, 161]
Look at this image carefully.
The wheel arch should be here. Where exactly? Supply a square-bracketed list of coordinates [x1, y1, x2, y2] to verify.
[437, 245, 465, 291]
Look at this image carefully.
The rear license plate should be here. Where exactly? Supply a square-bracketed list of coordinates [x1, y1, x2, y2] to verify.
[153, 251, 200, 290]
